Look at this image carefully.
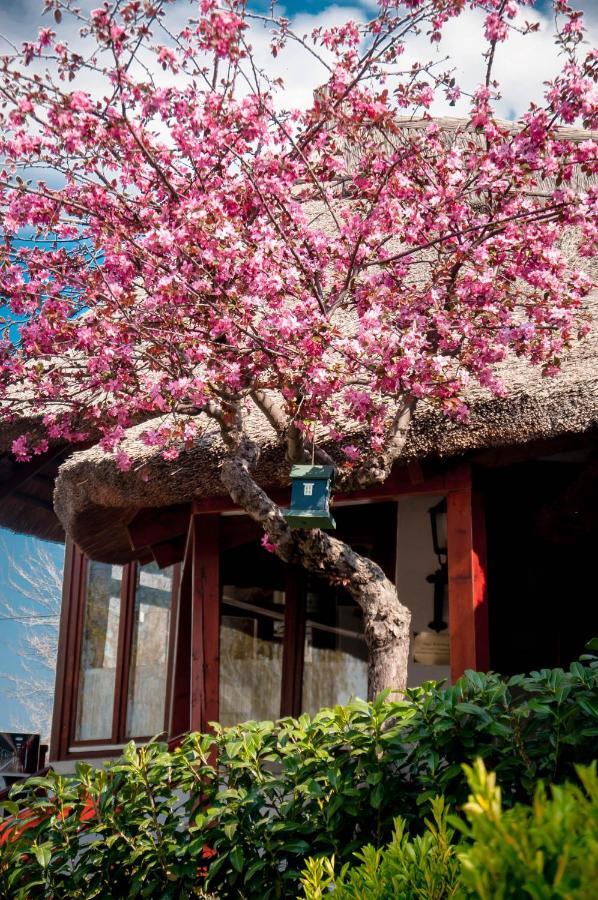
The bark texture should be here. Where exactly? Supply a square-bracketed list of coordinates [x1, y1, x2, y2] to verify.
[219, 430, 412, 698]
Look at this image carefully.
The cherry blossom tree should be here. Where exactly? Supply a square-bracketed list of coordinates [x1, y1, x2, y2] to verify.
[0, 0, 596, 696]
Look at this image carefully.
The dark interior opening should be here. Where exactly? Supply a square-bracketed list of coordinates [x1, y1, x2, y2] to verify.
[483, 455, 598, 675]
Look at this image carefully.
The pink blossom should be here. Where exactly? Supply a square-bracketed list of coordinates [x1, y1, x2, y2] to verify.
[342, 445, 360, 461]
[261, 534, 277, 554]
[0, 0, 593, 487]
[115, 451, 132, 471]
[11, 435, 30, 462]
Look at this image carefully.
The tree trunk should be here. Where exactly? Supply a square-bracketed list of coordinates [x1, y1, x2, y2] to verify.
[220, 436, 412, 698]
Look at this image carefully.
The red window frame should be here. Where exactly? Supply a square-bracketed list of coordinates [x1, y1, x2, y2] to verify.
[51, 462, 489, 760]
[51, 547, 179, 760]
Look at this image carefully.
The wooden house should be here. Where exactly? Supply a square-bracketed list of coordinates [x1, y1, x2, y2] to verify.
[0, 120, 596, 770]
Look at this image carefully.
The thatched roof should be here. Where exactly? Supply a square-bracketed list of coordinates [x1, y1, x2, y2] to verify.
[0, 117, 596, 559]
[51, 303, 597, 562]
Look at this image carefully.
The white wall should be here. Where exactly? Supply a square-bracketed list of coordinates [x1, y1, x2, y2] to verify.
[395, 494, 452, 687]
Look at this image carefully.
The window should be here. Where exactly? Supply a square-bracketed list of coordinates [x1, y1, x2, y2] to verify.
[55, 502, 397, 758]
[75, 563, 123, 741]
[69, 556, 177, 751]
[301, 578, 368, 716]
[216, 503, 397, 722]
[126, 565, 174, 738]
[219, 586, 285, 726]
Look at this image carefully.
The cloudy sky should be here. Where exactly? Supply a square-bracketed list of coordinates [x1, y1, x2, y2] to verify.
[1, 0, 597, 117]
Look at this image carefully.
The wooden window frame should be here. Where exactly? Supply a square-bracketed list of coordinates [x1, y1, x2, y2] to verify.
[50, 548, 179, 761]
[186, 463, 489, 729]
[52, 461, 489, 760]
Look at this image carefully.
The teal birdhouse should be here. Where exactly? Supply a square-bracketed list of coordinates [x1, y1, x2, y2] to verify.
[282, 465, 336, 530]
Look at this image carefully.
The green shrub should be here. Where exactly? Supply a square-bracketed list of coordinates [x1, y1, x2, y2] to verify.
[0, 656, 596, 898]
[300, 797, 460, 899]
[456, 758, 598, 899]
[300, 761, 598, 900]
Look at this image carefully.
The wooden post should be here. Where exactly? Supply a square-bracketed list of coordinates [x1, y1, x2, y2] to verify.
[50, 539, 84, 761]
[190, 513, 220, 733]
[280, 568, 306, 717]
[446, 465, 489, 680]
[169, 554, 192, 737]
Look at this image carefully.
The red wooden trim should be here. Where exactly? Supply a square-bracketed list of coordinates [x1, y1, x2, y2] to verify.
[0, 446, 67, 502]
[190, 514, 220, 733]
[170, 550, 192, 736]
[280, 569, 306, 717]
[193, 468, 449, 516]
[50, 539, 81, 761]
[127, 504, 191, 551]
[113, 562, 137, 741]
[446, 465, 489, 680]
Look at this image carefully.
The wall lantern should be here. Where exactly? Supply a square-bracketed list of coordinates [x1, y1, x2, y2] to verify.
[426, 498, 448, 632]
[282, 465, 336, 530]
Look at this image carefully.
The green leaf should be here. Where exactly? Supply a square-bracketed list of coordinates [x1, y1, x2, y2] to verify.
[245, 858, 268, 883]
[456, 702, 492, 722]
[282, 839, 311, 854]
[223, 821, 238, 840]
[34, 844, 51, 869]
[371, 783, 384, 809]
[230, 845, 244, 873]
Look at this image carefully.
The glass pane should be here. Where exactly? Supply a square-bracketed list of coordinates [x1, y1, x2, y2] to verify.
[219, 586, 285, 726]
[301, 581, 368, 716]
[75, 562, 123, 741]
[126, 563, 174, 738]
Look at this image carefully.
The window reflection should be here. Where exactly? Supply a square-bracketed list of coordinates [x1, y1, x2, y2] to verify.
[126, 563, 173, 738]
[75, 562, 123, 741]
[301, 580, 368, 716]
[219, 586, 285, 726]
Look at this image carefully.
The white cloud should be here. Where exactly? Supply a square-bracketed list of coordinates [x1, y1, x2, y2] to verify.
[397, 3, 598, 120]
[0, 1, 595, 122]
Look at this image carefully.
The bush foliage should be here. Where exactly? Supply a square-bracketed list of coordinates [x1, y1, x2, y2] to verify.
[300, 796, 460, 899]
[300, 761, 598, 900]
[0, 658, 597, 898]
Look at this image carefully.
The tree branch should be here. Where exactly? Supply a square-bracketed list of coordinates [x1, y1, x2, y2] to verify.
[338, 398, 415, 491]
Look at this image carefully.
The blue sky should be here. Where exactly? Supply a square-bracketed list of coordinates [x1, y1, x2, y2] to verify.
[0, 531, 64, 733]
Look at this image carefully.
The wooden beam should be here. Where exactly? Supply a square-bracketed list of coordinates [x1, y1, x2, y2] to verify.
[446, 465, 490, 680]
[193, 466, 449, 515]
[112, 562, 138, 743]
[280, 569, 306, 717]
[13, 491, 54, 513]
[0, 446, 67, 503]
[163, 565, 181, 736]
[169, 546, 192, 737]
[50, 539, 82, 761]
[126, 503, 191, 551]
[190, 514, 220, 733]
[151, 535, 187, 569]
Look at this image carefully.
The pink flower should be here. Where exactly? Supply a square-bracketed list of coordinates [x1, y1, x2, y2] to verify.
[70, 92, 93, 112]
[261, 534, 277, 554]
[115, 451, 132, 472]
[11, 435, 30, 462]
[342, 445, 360, 461]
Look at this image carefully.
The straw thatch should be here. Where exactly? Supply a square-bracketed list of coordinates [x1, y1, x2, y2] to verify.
[53, 225, 597, 561]
[0, 117, 596, 559]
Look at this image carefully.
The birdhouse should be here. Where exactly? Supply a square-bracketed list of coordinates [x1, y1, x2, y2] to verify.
[282, 465, 336, 530]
